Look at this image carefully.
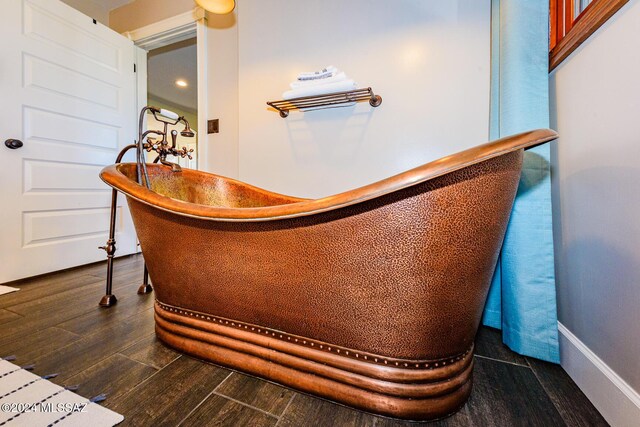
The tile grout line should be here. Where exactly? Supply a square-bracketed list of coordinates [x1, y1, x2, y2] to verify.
[0, 307, 23, 316]
[3, 283, 145, 334]
[175, 371, 234, 427]
[274, 393, 297, 427]
[37, 329, 158, 393]
[63, 352, 156, 400]
[474, 353, 531, 368]
[209, 391, 280, 420]
[109, 354, 184, 410]
[211, 371, 232, 393]
[13, 327, 83, 366]
[116, 349, 180, 371]
[9, 326, 150, 380]
[526, 359, 572, 427]
[5, 281, 150, 339]
[107, 327, 155, 358]
[56, 305, 155, 341]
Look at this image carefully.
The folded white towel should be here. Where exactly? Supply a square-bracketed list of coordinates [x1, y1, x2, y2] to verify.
[297, 70, 334, 81]
[297, 66, 338, 81]
[290, 72, 348, 89]
[282, 79, 357, 100]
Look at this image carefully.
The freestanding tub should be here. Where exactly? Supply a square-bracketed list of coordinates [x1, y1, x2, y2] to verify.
[100, 129, 557, 421]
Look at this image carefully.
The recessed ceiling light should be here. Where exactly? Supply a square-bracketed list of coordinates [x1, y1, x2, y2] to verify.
[175, 79, 188, 88]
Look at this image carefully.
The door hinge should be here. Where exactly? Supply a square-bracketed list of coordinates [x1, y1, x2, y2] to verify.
[134, 63, 137, 73]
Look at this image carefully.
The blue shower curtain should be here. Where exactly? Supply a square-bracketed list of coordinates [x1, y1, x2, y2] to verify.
[481, 0, 560, 363]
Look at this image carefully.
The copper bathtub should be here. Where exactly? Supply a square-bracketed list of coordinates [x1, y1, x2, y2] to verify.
[100, 129, 557, 420]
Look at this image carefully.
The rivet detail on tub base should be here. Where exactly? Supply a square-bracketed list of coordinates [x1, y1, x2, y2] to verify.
[154, 301, 475, 421]
[156, 300, 470, 369]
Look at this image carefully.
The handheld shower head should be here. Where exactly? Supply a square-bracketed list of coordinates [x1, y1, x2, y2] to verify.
[180, 119, 195, 138]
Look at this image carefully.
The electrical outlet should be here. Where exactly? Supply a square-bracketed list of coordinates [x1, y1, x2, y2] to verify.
[208, 119, 219, 134]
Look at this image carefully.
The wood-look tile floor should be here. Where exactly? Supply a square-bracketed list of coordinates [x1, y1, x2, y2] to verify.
[0, 255, 609, 426]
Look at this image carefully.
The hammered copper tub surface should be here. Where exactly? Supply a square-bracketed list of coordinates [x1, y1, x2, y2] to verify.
[100, 129, 558, 421]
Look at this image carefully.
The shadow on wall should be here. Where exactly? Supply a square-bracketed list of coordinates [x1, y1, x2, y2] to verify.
[206, 11, 236, 29]
[285, 107, 376, 171]
[559, 236, 640, 386]
[554, 165, 640, 387]
[518, 151, 551, 196]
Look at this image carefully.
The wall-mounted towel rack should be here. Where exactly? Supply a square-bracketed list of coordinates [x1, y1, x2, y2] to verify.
[267, 87, 382, 118]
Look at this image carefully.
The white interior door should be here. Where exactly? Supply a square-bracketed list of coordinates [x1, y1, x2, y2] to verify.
[0, 0, 138, 283]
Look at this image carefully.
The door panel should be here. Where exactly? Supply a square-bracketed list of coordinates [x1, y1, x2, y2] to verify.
[0, 0, 138, 282]
[23, 160, 106, 192]
[24, 55, 121, 109]
[24, 1, 121, 71]
[24, 107, 119, 150]
[22, 207, 115, 246]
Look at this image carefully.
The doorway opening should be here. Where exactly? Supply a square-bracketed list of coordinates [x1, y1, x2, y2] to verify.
[129, 7, 208, 171]
[146, 38, 198, 169]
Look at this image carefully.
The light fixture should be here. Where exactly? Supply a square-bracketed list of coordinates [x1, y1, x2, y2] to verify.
[196, 0, 235, 14]
[175, 79, 188, 88]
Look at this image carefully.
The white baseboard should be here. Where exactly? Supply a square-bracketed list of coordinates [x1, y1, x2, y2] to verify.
[558, 322, 640, 427]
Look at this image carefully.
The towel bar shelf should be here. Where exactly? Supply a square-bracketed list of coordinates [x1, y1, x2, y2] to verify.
[267, 87, 382, 118]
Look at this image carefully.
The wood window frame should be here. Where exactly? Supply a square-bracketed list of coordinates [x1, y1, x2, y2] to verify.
[550, 0, 629, 71]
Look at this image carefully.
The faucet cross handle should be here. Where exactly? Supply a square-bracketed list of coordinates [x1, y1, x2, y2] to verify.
[145, 137, 160, 152]
[178, 146, 194, 160]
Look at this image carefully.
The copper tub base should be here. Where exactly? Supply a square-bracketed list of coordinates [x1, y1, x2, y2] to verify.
[154, 301, 473, 421]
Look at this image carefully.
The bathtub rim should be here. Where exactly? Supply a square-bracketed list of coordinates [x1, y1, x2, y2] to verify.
[100, 128, 557, 222]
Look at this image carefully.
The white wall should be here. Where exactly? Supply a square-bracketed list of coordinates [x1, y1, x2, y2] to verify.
[231, 0, 491, 198]
[206, 12, 240, 178]
[550, 0, 640, 423]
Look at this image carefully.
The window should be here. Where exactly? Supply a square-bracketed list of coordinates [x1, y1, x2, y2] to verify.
[550, 0, 629, 70]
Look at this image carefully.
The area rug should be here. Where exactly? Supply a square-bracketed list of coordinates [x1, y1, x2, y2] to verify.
[0, 359, 123, 426]
[0, 286, 19, 297]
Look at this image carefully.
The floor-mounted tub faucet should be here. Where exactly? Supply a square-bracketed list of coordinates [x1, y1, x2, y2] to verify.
[99, 106, 195, 307]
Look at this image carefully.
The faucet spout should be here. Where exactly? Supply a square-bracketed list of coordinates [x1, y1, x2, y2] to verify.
[160, 158, 182, 172]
